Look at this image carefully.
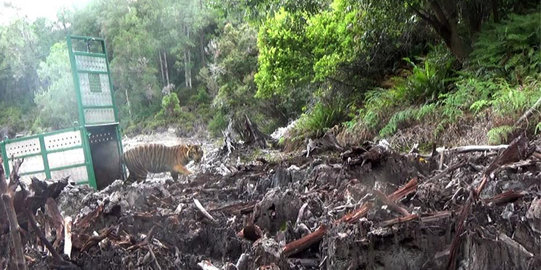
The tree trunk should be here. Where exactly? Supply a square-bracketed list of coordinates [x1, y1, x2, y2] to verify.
[124, 88, 132, 120]
[199, 33, 206, 67]
[187, 49, 192, 89]
[445, 24, 470, 61]
[159, 51, 165, 87]
[410, 1, 471, 62]
[185, 26, 192, 89]
[491, 0, 500, 22]
[163, 51, 170, 86]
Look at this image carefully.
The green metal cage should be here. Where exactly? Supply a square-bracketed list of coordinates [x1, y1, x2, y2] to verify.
[0, 35, 125, 189]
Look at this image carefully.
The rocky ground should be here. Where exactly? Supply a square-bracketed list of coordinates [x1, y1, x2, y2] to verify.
[1, 130, 540, 270]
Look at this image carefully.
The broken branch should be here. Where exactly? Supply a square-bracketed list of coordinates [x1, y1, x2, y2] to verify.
[282, 225, 327, 257]
[193, 198, 217, 223]
[380, 214, 419, 227]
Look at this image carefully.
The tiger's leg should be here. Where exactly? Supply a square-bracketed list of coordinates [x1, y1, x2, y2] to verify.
[171, 171, 179, 181]
[126, 167, 147, 183]
[172, 164, 192, 176]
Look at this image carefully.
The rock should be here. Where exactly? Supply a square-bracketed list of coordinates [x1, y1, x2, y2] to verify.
[526, 197, 541, 233]
[271, 167, 292, 188]
[249, 237, 289, 270]
[253, 189, 302, 234]
[235, 253, 251, 270]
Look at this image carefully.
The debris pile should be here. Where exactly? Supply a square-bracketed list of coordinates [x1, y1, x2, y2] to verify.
[1, 134, 540, 269]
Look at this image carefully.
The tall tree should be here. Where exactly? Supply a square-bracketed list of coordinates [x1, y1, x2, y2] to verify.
[33, 42, 77, 131]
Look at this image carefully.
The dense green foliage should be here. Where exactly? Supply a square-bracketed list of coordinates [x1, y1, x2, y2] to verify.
[346, 10, 540, 144]
[0, 0, 538, 147]
[33, 42, 78, 132]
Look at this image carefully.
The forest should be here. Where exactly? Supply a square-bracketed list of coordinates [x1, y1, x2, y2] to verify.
[0, 0, 538, 146]
[1, 1, 541, 269]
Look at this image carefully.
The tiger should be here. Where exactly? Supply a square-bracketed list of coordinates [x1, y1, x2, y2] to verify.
[122, 144, 203, 182]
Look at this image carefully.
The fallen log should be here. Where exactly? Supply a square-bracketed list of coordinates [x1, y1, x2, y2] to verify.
[372, 190, 410, 216]
[436, 145, 508, 154]
[485, 190, 526, 205]
[380, 214, 419, 227]
[82, 226, 116, 252]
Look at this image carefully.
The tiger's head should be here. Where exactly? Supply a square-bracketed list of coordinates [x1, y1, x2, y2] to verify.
[186, 144, 204, 163]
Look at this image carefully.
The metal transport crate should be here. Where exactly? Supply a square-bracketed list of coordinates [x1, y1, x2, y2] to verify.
[0, 36, 125, 189]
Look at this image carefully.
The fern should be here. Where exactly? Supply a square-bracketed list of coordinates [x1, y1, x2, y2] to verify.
[536, 122, 541, 134]
[379, 108, 417, 137]
[490, 79, 539, 117]
[487, 125, 514, 144]
[469, 100, 490, 114]
[416, 103, 437, 120]
[469, 12, 541, 82]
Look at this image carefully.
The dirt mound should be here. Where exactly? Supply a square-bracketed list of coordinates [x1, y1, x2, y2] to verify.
[1, 135, 540, 269]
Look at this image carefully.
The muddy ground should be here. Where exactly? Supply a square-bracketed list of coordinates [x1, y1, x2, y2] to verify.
[1, 130, 540, 270]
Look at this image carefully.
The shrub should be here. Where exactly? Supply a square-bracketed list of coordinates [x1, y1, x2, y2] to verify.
[208, 110, 228, 137]
[156, 93, 182, 120]
[296, 100, 348, 137]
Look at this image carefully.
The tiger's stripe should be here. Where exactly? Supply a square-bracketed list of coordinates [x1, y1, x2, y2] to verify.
[123, 144, 203, 182]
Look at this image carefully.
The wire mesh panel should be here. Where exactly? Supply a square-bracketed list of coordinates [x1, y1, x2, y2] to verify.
[9, 155, 45, 175]
[84, 108, 116, 124]
[75, 55, 107, 72]
[68, 36, 119, 126]
[3, 137, 44, 181]
[48, 148, 86, 168]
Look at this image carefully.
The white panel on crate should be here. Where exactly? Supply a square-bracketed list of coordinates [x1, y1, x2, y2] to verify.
[84, 108, 115, 123]
[47, 148, 85, 169]
[15, 155, 45, 174]
[50, 166, 88, 184]
[75, 55, 107, 72]
[5, 138, 41, 158]
[44, 130, 82, 151]
[79, 73, 113, 107]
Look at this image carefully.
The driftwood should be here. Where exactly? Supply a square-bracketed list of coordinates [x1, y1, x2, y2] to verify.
[0, 161, 27, 270]
[426, 161, 468, 183]
[222, 120, 237, 156]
